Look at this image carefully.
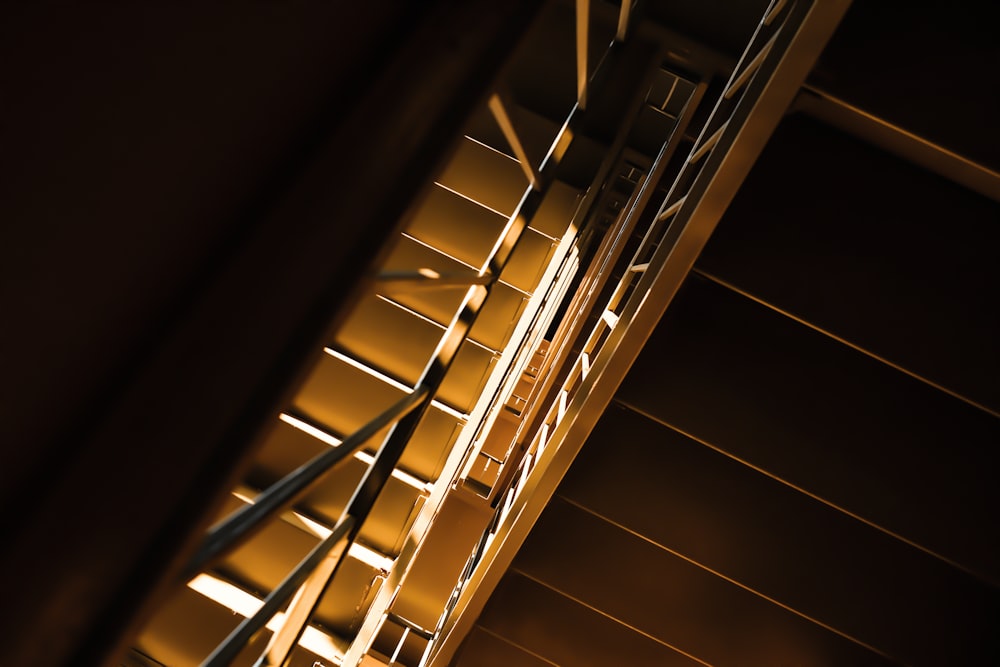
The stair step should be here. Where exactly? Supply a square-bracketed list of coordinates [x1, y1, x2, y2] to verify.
[332, 295, 498, 415]
[334, 294, 450, 389]
[497, 226, 558, 294]
[436, 136, 527, 218]
[453, 625, 560, 667]
[405, 183, 509, 270]
[529, 179, 581, 239]
[313, 553, 388, 640]
[467, 285, 529, 352]
[462, 100, 562, 171]
[379, 235, 529, 352]
[244, 419, 429, 558]
[472, 572, 697, 667]
[512, 498, 895, 667]
[135, 577, 339, 667]
[380, 234, 473, 323]
[288, 353, 462, 482]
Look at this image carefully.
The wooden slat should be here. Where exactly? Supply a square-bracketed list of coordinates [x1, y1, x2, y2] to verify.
[559, 404, 1000, 665]
[452, 627, 555, 667]
[616, 275, 1000, 586]
[478, 572, 703, 666]
[512, 498, 897, 667]
[698, 114, 1000, 414]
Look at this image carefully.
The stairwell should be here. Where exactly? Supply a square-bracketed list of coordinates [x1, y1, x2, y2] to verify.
[101, 0, 1000, 665]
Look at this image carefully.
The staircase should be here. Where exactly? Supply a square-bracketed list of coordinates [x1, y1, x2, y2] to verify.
[102, 0, 999, 665]
[128, 2, 631, 665]
[132, 68, 570, 667]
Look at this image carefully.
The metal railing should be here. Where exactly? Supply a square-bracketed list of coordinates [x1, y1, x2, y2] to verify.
[168, 0, 832, 662]
[179, 2, 630, 665]
[193, 209, 529, 666]
[425, 0, 853, 663]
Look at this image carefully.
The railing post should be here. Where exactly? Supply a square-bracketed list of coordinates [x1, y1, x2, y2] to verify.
[576, 0, 590, 109]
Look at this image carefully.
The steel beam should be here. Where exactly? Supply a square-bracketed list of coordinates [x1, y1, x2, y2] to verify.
[795, 86, 1000, 203]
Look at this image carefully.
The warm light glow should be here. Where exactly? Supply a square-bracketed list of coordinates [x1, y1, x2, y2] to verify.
[279, 413, 342, 448]
[433, 181, 508, 219]
[229, 489, 396, 572]
[294, 512, 393, 572]
[352, 450, 432, 492]
[417, 267, 441, 279]
[429, 398, 468, 422]
[319, 347, 468, 422]
[280, 412, 431, 492]
[536, 422, 549, 459]
[188, 573, 260, 618]
[546, 122, 574, 165]
[389, 626, 410, 664]
[231, 489, 256, 505]
[323, 347, 412, 394]
[349, 543, 396, 572]
[186, 574, 343, 662]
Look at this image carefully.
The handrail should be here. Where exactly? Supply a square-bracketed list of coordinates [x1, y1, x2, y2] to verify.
[451, 33, 674, 508]
[192, 3, 703, 666]
[426, 0, 853, 663]
[515, 75, 707, 462]
[334, 20, 665, 662]
[201, 516, 355, 667]
[254, 218, 530, 665]
[182, 387, 428, 580]
[221, 91, 576, 662]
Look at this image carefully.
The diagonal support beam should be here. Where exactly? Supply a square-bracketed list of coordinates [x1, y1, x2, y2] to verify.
[488, 91, 541, 189]
[794, 86, 1000, 203]
[616, 0, 632, 41]
[576, 0, 589, 110]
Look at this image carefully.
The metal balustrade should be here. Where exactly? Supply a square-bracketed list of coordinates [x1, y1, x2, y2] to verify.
[138, 1, 851, 665]
[427, 1, 851, 663]
[169, 2, 638, 665]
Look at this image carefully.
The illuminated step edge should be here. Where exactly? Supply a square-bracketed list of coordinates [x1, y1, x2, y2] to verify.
[323, 347, 469, 423]
[278, 412, 432, 493]
[230, 486, 396, 573]
[187, 573, 346, 664]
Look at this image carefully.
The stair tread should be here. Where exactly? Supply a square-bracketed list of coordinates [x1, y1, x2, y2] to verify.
[406, 183, 509, 270]
[289, 354, 461, 482]
[437, 137, 527, 218]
